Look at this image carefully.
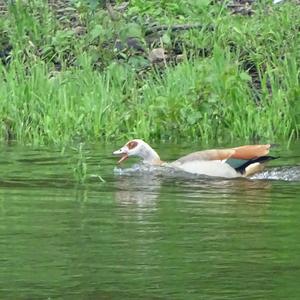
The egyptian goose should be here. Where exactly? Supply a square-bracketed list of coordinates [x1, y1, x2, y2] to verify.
[113, 139, 278, 178]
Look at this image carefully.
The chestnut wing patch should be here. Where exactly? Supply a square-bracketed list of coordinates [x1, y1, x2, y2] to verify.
[232, 145, 271, 159]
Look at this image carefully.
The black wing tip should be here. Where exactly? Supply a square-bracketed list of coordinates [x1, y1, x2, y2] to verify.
[235, 155, 278, 174]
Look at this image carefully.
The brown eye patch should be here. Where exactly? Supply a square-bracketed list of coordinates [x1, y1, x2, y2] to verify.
[127, 141, 138, 149]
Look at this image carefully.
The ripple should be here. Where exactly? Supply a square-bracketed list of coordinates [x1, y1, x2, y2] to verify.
[252, 166, 300, 181]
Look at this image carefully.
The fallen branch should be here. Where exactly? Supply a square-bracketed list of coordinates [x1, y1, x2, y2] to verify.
[145, 24, 214, 36]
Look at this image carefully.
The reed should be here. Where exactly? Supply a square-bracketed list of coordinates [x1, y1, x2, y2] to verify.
[0, 0, 299, 145]
[72, 143, 88, 184]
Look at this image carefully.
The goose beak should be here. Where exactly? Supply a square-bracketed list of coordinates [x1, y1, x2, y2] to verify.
[113, 147, 129, 164]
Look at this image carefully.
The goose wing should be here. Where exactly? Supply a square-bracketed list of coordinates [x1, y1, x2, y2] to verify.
[175, 144, 271, 164]
[171, 144, 274, 177]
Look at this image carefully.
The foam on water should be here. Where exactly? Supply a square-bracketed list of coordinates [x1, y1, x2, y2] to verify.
[251, 166, 300, 181]
[114, 164, 300, 182]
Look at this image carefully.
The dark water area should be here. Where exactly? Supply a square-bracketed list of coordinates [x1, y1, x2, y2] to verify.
[0, 142, 300, 300]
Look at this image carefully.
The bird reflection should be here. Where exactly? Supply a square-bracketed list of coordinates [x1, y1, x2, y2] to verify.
[177, 176, 273, 198]
[113, 164, 300, 220]
[114, 170, 161, 211]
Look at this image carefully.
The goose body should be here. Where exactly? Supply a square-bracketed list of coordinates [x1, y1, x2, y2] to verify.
[113, 139, 277, 178]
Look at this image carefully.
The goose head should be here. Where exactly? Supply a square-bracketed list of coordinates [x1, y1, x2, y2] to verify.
[113, 139, 162, 165]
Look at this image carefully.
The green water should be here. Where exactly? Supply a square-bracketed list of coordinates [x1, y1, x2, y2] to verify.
[0, 142, 300, 300]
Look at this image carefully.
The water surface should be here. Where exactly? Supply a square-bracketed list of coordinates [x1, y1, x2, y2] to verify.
[0, 142, 300, 299]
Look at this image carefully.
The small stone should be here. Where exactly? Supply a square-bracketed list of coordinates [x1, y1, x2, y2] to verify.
[148, 48, 167, 63]
[74, 26, 86, 36]
[175, 54, 185, 63]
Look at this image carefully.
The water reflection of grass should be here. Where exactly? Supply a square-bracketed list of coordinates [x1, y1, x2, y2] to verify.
[0, 1, 299, 144]
[72, 143, 88, 184]
[72, 143, 105, 184]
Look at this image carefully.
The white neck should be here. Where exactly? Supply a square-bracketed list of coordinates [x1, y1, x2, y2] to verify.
[139, 143, 161, 165]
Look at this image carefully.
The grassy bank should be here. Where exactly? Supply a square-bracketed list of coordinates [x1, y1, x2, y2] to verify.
[0, 0, 299, 145]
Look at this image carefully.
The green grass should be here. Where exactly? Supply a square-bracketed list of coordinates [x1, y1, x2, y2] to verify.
[0, 0, 299, 145]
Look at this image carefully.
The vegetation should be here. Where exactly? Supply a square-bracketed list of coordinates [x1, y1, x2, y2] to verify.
[72, 143, 88, 184]
[0, 0, 299, 145]
[72, 143, 105, 183]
